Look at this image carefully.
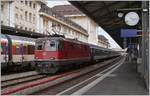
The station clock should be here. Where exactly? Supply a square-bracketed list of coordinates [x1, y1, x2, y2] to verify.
[124, 12, 140, 26]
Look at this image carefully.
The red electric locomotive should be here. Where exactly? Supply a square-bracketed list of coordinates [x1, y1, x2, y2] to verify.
[35, 35, 91, 73]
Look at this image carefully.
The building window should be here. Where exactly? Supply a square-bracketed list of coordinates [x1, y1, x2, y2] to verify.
[15, 24, 18, 28]
[25, 1, 28, 5]
[15, 13, 18, 19]
[1, 4, 4, 11]
[20, 26, 23, 29]
[33, 3, 36, 9]
[33, 14, 35, 24]
[29, 1, 32, 7]
[21, 0, 23, 3]
[33, 17, 35, 23]
[25, 27, 27, 30]
[15, 7, 18, 10]
[20, 15, 23, 20]
[29, 13, 32, 22]
[20, 9, 23, 12]
[25, 11, 27, 21]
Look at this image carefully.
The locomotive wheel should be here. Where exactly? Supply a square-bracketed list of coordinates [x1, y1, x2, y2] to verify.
[47, 64, 60, 74]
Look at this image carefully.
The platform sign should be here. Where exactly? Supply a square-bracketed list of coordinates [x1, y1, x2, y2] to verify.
[128, 44, 135, 49]
[121, 29, 137, 37]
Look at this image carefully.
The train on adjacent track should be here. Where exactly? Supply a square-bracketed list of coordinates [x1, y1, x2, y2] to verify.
[35, 35, 121, 74]
[1, 34, 35, 71]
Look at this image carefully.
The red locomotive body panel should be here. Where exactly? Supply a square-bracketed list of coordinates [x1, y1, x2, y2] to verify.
[35, 38, 91, 62]
[35, 37, 91, 73]
[35, 51, 59, 60]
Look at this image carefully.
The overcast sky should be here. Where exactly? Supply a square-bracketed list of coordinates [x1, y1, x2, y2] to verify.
[47, 1, 70, 8]
[47, 1, 121, 49]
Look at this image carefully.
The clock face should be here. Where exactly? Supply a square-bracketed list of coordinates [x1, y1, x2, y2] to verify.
[125, 12, 140, 26]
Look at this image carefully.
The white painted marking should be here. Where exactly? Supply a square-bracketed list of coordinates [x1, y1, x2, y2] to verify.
[57, 57, 124, 95]
[71, 57, 125, 95]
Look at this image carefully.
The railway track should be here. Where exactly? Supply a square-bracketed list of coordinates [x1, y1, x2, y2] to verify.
[1, 71, 48, 91]
[1, 74, 47, 89]
[1, 71, 38, 82]
[1, 56, 125, 95]
[33, 56, 125, 95]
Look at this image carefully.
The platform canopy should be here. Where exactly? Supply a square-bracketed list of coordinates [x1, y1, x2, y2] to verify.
[70, 1, 141, 48]
[1, 25, 47, 38]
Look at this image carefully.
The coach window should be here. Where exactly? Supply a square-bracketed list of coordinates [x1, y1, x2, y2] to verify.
[28, 45, 35, 54]
[16, 45, 21, 54]
[23, 46, 27, 54]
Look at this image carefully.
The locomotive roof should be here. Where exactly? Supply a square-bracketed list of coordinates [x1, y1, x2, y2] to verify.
[36, 36, 118, 53]
[36, 36, 89, 45]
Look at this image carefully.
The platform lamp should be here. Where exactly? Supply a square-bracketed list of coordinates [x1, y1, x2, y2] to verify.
[117, 11, 124, 18]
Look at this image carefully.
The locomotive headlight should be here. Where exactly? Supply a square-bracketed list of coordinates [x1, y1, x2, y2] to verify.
[35, 57, 38, 59]
[43, 52, 46, 55]
[50, 57, 55, 60]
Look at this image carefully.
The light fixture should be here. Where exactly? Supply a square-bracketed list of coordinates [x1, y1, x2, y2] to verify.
[117, 12, 124, 18]
[124, 12, 140, 26]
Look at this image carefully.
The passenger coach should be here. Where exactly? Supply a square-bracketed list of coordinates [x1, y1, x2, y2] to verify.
[1, 34, 35, 70]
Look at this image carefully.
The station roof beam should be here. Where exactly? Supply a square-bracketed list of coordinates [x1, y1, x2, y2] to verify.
[70, 1, 141, 48]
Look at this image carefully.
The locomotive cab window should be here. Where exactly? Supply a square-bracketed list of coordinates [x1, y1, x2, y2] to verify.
[50, 41, 55, 47]
[36, 44, 42, 50]
[45, 40, 57, 51]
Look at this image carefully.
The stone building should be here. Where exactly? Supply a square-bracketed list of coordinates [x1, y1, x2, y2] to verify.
[1, 1, 89, 43]
[1, 0, 46, 32]
[52, 5, 99, 46]
[98, 35, 110, 48]
[38, 4, 89, 43]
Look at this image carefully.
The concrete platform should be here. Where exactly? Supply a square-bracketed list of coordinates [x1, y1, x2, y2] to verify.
[84, 58, 149, 95]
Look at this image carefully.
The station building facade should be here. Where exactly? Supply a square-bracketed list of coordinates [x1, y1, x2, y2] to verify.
[1, 1, 88, 43]
[52, 5, 101, 46]
[98, 35, 110, 48]
[1, 0, 46, 32]
[38, 4, 88, 43]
